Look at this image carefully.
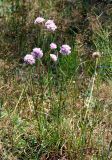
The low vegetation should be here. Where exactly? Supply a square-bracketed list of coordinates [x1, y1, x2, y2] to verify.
[0, 0, 112, 159]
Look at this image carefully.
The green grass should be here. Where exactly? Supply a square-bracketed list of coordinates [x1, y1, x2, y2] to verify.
[0, 0, 112, 160]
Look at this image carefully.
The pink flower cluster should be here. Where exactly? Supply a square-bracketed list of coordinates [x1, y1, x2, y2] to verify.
[24, 43, 71, 64]
[34, 17, 57, 32]
[24, 17, 71, 64]
[49, 43, 71, 62]
[24, 48, 43, 65]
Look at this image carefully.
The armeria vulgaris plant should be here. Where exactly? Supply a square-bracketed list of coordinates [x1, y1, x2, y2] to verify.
[24, 16, 71, 65]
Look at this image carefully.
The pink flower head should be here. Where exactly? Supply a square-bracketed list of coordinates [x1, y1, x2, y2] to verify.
[50, 54, 58, 62]
[34, 17, 45, 24]
[46, 23, 57, 31]
[45, 20, 57, 31]
[60, 44, 71, 55]
[45, 20, 54, 25]
[24, 54, 35, 65]
[31, 48, 43, 59]
[50, 43, 57, 50]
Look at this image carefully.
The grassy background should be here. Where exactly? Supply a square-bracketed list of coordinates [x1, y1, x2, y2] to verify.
[0, 0, 112, 159]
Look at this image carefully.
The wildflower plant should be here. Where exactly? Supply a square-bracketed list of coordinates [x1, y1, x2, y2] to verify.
[24, 16, 71, 65]
[1, 2, 111, 160]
